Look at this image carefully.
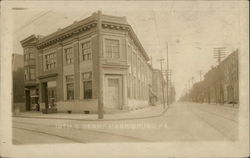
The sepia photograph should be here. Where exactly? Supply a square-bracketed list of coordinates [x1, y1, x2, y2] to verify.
[1, 0, 249, 157]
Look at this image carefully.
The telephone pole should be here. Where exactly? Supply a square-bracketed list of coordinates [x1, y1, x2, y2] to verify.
[97, 11, 104, 119]
[166, 69, 172, 104]
[213, 47, 226, 63]
[158, 58, 166, 109]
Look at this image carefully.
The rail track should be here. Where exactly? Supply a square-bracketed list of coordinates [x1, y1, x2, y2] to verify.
[13, 121, 150, 143]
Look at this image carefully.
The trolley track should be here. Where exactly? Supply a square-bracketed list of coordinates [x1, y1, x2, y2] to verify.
[13, 120, 151, 143]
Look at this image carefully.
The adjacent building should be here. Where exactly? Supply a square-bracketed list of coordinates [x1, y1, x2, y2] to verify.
[12, 54, 25, 112]
[20, 11, 158, 113]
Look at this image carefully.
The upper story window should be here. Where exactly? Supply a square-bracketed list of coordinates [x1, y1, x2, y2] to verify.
[105, 39, 120, 59]
[45, 52, 56, 70]
[64, 47, 73, 65]
[132, 52, 136, 76]
[24, 69, 29, 81]
[29, 53, 35, 59]
[81, 41, 92, 61]
[127, 45, 132, 63]
[24, 54, 29, 61]
[24, 48, 35, 60]
[30, 68, 36, 80]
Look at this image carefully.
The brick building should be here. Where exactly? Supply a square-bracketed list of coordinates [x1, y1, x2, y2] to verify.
[221, 49, 239, 104]
[186, 49, 239, 104]
[20, 11, 155, 113]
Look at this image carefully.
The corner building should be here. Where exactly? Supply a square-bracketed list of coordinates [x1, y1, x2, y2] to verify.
[21, 11, 153, 113]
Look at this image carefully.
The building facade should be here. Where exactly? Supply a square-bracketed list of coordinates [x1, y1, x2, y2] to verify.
[185, 49, 239, 104]
[21, 11, 154, 113]
[12, 54, 25, 112]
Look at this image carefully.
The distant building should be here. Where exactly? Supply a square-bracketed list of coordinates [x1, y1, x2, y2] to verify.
[20, 11, 154, 113]
[152, 69, 167, 104]
[220, 49, 239, 104]
[12, 54, 25, 112]
[187, 49, 239, 105]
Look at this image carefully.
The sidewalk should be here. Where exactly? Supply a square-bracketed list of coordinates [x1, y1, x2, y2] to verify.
[13, 104, 169, 121]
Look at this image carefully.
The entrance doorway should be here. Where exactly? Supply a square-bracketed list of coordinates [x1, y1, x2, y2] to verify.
[104, 76, 122, 109]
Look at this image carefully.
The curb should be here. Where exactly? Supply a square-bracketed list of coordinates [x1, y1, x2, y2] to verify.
[13, 105, 170, 121]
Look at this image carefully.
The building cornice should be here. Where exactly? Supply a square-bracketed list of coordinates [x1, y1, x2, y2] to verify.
[20, 34, 38, 47]
[37, 22, 97, 49]
[31, 12, 150, 61]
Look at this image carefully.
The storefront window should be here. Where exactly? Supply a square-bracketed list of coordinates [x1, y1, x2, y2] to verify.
[82, 72, 92, 99]
[66, 75, 74, 100]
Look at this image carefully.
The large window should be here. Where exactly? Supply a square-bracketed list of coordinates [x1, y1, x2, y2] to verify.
[127, 45, 132, 74]
[24, 48, 29, 61]
[65, 47, 73, 64]
[127, 75, 131, 98]
[24, 54, 29, 61]
[45, 52, 56, 70]
[24, 69, 29, 80]
[82, 72, 92, 99]
[132, 52, 137, 76]
[29, 53, 35, 59]
[66, 75, 74, 100]
[105, 39, 120, 59]
[81, 41, 92, 61]
[30, 68, 35, 80]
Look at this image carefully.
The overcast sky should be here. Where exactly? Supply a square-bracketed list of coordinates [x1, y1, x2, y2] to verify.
[11, 1, 247, 100]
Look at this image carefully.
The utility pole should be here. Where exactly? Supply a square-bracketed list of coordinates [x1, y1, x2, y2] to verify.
[166, 42, 169, 106]
[165, 69, 172, 104]
[214, 47, 226, 105]
[191, 76, 194, 85]
[191, 77, 195, 102]
[158, 58, 166, 109]
[97, 11, 104, 119]
[213, 47, 226, 63]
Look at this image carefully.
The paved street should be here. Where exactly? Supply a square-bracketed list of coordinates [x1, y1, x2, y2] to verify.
[12, 102, 239, 144]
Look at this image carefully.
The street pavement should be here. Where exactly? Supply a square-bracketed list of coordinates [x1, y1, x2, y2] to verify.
[12, 102, 239, 144]
[13, 104, 166, 121]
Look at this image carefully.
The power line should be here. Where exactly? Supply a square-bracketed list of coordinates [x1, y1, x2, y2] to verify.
[14, 11, 51, 33]
[213, 47, 227, 63]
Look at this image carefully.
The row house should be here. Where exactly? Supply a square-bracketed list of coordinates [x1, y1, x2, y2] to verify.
[220, 49, 239, 104]
[187, 49, 239, 104]
[20, 11, 154, 113]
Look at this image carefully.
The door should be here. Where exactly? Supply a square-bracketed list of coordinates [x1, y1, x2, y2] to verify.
[106, 78, 119, 109]
[25, 90, 31, 111]
[48, 88, 56, 108]
[42, 82, 48, 109]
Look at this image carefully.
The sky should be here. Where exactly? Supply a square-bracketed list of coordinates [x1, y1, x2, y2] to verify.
[11, 1, 247, 100]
